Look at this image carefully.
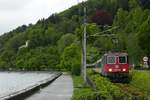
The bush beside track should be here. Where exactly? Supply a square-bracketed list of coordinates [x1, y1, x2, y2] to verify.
[87, 70, 131, 100]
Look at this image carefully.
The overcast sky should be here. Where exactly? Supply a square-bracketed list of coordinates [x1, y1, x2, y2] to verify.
[0, 0, 86, 35]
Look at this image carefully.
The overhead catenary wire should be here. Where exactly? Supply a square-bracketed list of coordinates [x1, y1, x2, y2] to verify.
[90, 26, 119, 37]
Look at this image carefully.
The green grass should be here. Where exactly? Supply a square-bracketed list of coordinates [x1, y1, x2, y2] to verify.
[130, 70, 150, 93]
[71, 75, 93, 100]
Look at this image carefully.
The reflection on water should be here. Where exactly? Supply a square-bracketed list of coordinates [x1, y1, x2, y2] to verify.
[0, 72, 53, 98]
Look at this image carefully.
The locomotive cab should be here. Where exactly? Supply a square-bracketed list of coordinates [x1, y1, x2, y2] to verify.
[101, 52, 129, 79]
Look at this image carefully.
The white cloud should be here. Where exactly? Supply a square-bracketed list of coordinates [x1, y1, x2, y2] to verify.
[0, 0, 86, 34]
[0, 0, 32, 11]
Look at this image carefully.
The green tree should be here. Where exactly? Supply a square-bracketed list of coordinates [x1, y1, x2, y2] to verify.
[59, 43, 81, 75]
[87, 45, 99, 63]
[75, 23, 100, 44]
[138, 16, 150, 55]
[57, 33, 78, 53]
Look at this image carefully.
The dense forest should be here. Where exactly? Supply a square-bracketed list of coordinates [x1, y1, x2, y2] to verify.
[0, 0, 150, 73]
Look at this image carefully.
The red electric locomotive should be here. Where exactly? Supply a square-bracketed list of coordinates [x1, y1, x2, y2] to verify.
[101, 52, 129, 80]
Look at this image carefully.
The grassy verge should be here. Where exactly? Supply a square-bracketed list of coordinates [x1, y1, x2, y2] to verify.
[71, 75, 93, 100]
[116, 83, 150, 99]
[130, 70, 150, 93]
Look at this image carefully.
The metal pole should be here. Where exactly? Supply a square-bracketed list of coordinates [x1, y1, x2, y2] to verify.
[83, 6, 87, 84]
[76, 0, 84, 77]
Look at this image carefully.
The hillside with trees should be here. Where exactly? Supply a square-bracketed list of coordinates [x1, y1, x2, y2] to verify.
[0, 0, 150, 73]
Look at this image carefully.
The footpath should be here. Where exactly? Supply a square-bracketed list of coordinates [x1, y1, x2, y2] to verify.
[25, 74, 73, 100]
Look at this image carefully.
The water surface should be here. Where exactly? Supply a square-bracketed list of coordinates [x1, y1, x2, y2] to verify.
[0, 72, 53, 98]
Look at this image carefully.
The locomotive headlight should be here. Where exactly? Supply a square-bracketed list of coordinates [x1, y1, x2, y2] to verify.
[108, 68, 112, 72]
[123, 68, 126, 72]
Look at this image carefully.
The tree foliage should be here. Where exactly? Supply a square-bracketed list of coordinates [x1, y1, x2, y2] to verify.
[59, 44, 81, 75]
[138, 16, 150, 55]
[91, 10, 113, 26]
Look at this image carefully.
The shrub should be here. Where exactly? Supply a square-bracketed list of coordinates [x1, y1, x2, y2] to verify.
[71, 60, 80, 75]
[59, 43, 81, 75]
[87, 70, 131, 100]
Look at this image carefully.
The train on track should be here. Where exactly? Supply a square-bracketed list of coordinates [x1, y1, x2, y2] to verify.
[100, 52, 129, 81]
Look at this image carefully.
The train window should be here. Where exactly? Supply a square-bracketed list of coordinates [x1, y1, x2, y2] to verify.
[119, 56, 126, 63]
[107, 56, 116, 64]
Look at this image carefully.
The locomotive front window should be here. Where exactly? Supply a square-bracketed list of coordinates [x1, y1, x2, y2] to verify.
[119, 56, 126, 63]
[107, 56, 116, 64]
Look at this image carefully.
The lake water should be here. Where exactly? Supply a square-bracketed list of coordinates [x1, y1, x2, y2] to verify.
[0, 72, 53, 99]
